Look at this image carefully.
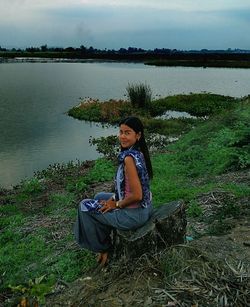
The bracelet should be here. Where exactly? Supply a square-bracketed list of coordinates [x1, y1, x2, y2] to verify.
[116, 201, 121, 208]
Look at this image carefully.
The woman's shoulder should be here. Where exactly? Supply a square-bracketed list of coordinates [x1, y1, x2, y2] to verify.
[118, 149, 142, 163]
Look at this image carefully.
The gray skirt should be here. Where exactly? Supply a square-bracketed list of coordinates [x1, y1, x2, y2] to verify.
[74, 192, 152, 253]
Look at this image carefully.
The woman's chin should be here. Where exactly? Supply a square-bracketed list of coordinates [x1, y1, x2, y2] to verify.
[120, 143, 129, 148]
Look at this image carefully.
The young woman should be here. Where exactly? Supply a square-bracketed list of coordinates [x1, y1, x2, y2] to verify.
[74, 116, 153, 266]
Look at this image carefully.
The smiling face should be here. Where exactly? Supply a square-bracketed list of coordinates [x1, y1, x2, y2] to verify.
[119, 124, 141, 149]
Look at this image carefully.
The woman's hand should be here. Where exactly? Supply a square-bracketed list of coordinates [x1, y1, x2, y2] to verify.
[99, 199, 116, 213]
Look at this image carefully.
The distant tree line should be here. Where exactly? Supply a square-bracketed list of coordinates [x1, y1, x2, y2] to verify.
[1, 45, 250, 65]
[0, 44, 249, 55]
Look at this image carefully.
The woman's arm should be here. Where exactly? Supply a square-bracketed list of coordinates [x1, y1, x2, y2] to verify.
[99, 156, 142, 213]
[118, 155, 142, 207]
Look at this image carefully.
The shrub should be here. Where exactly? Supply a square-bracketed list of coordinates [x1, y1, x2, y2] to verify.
[126, 82, 152, 108]
[20, 178, 43, 194]
[89, 133, 170, 160]
[89, 135, 119, 160]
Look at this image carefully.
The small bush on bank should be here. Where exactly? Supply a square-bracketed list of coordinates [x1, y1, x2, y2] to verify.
[126, 82, 152, 109]
[89, 135, 120, 160]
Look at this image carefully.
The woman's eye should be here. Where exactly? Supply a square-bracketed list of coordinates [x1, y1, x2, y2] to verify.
[119, 130, 131, 136]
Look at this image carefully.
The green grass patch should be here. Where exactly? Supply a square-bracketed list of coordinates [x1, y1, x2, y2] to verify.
[150, 98, 249, 206]
[68, 99, 145, 124]
[167, 100, 250, 176]
[0, 211, 96, 296]
[0, 233, 52, 288]
[187, 200, 203, 218]
[0, 157, 116, 298]
[219, 182, 250, 197]
[85, 158, 115, 183]
[150, 93, 238, 117]
[65, 158, 115, 196]
[47, 192, 75, 210]
[143, 117, 201, 137]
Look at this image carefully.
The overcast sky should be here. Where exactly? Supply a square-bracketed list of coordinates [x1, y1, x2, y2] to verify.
[1, 0, 250, 50]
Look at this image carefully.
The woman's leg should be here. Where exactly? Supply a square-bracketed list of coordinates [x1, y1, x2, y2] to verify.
[92, 205, 153, 231]
[74, 192, 114, 260]
[93, 192, 115, 266]
[74, 205, 113, 253]
[74, 191, 152, 265]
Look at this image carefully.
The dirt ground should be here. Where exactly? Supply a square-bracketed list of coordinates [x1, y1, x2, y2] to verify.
[45, 171, 250, 307]
[44, 224, 250, 307]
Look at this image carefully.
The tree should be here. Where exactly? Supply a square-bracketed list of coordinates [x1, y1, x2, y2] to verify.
[40, 44, 48, 52]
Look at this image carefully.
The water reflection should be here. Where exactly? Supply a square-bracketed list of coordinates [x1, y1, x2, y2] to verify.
[0, 118, 117, 188]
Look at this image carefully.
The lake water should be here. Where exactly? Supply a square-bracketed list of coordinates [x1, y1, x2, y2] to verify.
[1, 61, 250, 188]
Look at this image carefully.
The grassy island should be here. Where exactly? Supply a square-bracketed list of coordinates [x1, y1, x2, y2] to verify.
[0, 92, 249, 306]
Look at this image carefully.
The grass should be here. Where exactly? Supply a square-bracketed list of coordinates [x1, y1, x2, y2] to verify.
[1, 93, 249, 305]
[0, 158, 115, 304]
[68, 98, 141, 124]
[149, 93, 238, 117]
[126, 82, 152, 108]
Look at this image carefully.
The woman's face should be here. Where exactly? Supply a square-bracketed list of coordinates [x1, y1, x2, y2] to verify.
[119, 124, 141, 149]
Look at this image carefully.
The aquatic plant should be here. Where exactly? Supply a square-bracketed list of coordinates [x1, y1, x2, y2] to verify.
[126, 82, 152, 109]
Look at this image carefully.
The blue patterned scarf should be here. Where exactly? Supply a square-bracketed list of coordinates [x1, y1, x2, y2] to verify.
[115, 148, 151, 208]
[80, 148, 151, 213]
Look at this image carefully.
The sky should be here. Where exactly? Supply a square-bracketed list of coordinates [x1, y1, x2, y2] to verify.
[0, 0, 250, 50]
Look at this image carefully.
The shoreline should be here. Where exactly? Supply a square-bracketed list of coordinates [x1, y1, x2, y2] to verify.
[1, 52, 250, 68]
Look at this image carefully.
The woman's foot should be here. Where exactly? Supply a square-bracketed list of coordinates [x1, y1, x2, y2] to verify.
[97, 253, 102, 263]
[97, 252, 109, 267]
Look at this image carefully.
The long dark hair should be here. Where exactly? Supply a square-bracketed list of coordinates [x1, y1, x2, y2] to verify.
[119, 116, 153, 179]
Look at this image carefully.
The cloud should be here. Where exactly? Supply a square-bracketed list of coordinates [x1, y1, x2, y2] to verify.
[79, 0, 250, 11]
[0, 0, 250, 49]
[2, 0, 250, 11]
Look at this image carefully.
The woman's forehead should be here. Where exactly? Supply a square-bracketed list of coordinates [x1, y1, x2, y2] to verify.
[119, 124, 135, 131]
